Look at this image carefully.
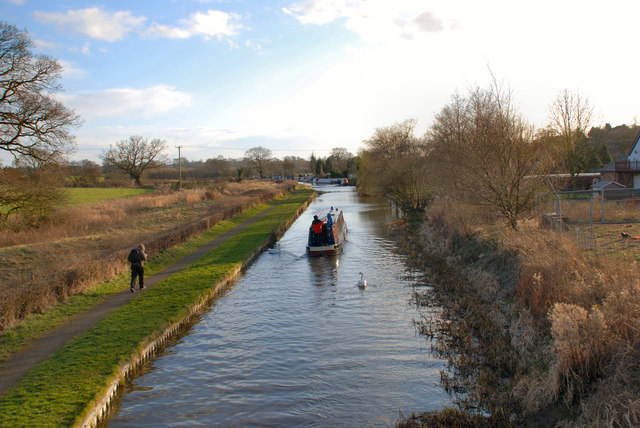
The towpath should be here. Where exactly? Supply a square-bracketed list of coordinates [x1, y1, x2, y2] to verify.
[0, 191, 306, 396]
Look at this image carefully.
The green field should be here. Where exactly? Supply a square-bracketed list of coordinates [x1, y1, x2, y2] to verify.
[63, 187, 154, 206]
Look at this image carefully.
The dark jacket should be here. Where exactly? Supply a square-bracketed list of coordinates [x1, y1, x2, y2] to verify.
[128, 248, 147, 267]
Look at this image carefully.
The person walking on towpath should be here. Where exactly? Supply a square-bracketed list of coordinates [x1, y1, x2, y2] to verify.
[128, 243, 147, 292]
[0, 188, 308, 402]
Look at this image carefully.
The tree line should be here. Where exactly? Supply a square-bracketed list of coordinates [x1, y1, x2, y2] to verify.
[357, 82, 628, 229]
[0, 139, 356, 227]
[73, 143, 355, 184]
[145, 147, 355, 181]
[587, 122, 640, 161]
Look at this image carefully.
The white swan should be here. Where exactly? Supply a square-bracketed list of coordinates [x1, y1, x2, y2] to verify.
[268, 243, 280, 254]
[358, 272, 367, 289]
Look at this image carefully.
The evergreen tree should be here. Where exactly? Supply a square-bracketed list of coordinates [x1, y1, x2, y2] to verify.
[309, 153, 317, 176]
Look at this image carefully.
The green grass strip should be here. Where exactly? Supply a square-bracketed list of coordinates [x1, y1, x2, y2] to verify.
[0, 188, 310, 365]
[0, 188, 312, 427]
[63, 187, 154, 206]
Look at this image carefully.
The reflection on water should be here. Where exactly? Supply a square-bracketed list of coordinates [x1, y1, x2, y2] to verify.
[106, 186, 450, 427]
[309, 256, 340, 287]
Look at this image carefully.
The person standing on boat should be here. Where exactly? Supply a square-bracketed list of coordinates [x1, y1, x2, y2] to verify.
[312, 215, 323, 245]
[324, 212, 333, 243]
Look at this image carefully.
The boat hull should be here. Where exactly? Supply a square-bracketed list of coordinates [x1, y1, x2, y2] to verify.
[307, 243, 343, 257]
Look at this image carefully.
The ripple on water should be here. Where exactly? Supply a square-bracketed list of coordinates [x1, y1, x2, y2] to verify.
[108, 187, 451, 427]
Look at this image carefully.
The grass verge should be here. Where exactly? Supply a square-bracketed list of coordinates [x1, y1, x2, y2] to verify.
[62, 187, 154, 206]
[0, 190, 306, 365]
[0, 181, 296, 330]
[0, 188, 312, 427]
[0, 190, 312, 418]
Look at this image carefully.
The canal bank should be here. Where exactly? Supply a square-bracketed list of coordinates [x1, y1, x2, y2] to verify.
[0, 188, 314, 428]
[394, 215, 521, 426]
[105, 186, 452, 427]
[398, 206, 640, 426]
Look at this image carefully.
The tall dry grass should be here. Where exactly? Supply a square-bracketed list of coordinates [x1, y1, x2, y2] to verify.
[409, 196, 640, 426]
[0, 188, 216, 247]
[515, 251, 640, 425]
[0, 180, 297, 330]
[539, 195, 640, 223]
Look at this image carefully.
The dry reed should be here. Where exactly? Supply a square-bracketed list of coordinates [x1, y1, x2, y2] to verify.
[401, 195, 640, 426]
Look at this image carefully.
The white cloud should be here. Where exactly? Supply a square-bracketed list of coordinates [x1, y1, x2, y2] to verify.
[147, 10, 243, 41]
[146, 23, 191, 39]
[410, 11, 444, 32]
[245, 37, 271, 54]
[58, 60, 86, 79]
[58, 85, 192, 119]
[33, 6, 243, 44]
[283, 0, 452, 43]
[68, 42, 91, 55]
[33, 38, 58, 51]
[189, 10, 242, 38]
[277, 0, 640, 130]
[34, 7, 146, 42]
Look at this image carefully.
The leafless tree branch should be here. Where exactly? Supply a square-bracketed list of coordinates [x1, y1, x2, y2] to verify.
[101, 135, 168, 185]
[0, 22, 81, 164]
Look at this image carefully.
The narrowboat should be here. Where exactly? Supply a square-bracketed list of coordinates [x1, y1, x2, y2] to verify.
[307, 208, 347, 256]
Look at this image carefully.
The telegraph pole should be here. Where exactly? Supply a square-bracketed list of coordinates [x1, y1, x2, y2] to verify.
[175, 145, 183, 188]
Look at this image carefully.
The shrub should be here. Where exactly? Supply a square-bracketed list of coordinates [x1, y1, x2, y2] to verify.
[546, 303, 610, 404]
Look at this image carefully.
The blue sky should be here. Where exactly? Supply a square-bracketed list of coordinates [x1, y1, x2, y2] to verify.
[2, 0, 639, 163]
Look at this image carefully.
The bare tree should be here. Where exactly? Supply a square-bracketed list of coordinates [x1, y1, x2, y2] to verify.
[204, 156, 234, 178]
[244, 146, 272, 178]
[426, 85, 549, 229]
[549, 89, 594, 141]
[328, 147, 353, 171]
[66, 159, 102, 186]
[0, 22, 81, 164]
[282, 156, 296, 177]
[547, 89, 597, 184]
[102, 136, 167, 185]
[279, 155, 306, 177]
[359, 119, 431, 210]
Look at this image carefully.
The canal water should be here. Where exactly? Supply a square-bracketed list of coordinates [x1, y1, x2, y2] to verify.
[106, 186, 450, 427]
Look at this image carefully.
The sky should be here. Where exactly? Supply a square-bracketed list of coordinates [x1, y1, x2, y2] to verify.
[1, 0, 639, 163]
